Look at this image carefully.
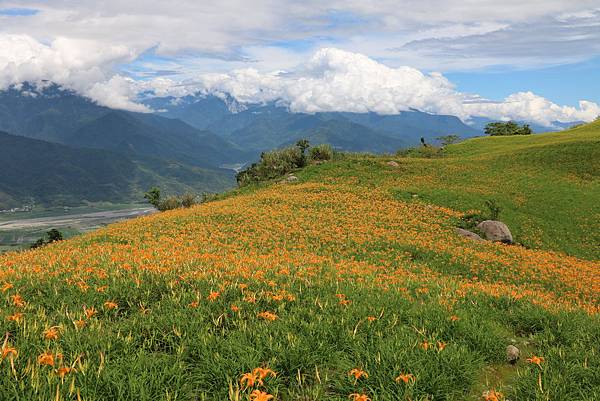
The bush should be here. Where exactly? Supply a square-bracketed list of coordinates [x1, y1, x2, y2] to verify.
[485, 121, 532, 136]
[158, 196, 182, 211]
[180, 193, 197, 208]
[309, 144, 334, 161]
[144, 187, 202, 211]
[30, 229, 63, 249]
[237, 142, 310, 186]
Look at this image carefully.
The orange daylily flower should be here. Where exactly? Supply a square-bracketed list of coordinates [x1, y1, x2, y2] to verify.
[74, 319, 86, 329]
[189, 301, 199, 308]
[348, 368, 369, 380]
[56, 366, 75, 378]
[38, 352, 55, 367]
[1, 282, 13, 292]
[11, 294, 25, 307]
[253, 367, 276, 380]
[395, 373, 415, 384]
[349, 394, 371, 401]
[104, 301, 118, 310]
[230, 304, 240, 312]
[44, 327, 60, 340]
[527, 355, 545, 367]
[249, 390, 274, 401]
[240, 372, 261, 388]
[207, 291, 220, 301]
[6, 312, 23, 322]
[84, 306, 97, 319]
[367, 316, 377, 322]
[450, 315, 460, 322]
[257, 311, 278, 321]
[482, 390, 504, 401]
[420, 341, 431, 350]
[1, 345, 18, 360]
[437, 341, 447, 351]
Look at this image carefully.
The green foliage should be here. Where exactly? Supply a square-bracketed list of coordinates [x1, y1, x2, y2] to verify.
[435, 134, 460, 146]
[309, 144, 334, 161]
[484, 199, 502, 221]
[485, 121, 532, 136]
[30, 228, 63, 249]
[236, 144, 308, 186]
[144, 187, 161, 208]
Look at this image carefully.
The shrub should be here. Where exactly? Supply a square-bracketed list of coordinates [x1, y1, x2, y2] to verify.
[484, 199, 502, 220]
[30, 229, 63, 249]
[158, 196, 182, 211]
[309, 144, 334, 161]
[144, 187, 161, 208]
[237, 143, 310, 186]
[180, 193, 197, 208]
[485, 121, 532, 136]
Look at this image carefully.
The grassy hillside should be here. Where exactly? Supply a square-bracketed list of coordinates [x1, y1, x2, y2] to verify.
[0, 125, 598, 400]
[0, 131, 235, 209]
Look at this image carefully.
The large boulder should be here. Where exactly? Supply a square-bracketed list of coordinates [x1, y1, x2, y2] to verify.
[455, 228, 484, 241]
[477, 220, 513, 244]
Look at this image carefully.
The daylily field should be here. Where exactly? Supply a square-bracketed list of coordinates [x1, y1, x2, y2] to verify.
[1, 124, 599, 400]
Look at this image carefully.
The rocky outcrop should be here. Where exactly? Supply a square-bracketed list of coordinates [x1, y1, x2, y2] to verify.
[476, 220, 513, 244]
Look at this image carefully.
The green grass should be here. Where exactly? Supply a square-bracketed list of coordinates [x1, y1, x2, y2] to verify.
[0, 122, 598, 401]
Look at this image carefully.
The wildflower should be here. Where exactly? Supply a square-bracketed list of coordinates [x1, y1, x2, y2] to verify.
[207, 291, 220, 301]
[437, 341, 447, 351]
[253, 367, 276, 380]
[395, 373, 415, 384]
[348, 368, 369, 380]
[339, 299, 352, 306]
[56, 366, 75, 378]
[349, 394, 371, 401]
[84, 306, 97, 319]
[230, 304, 240, 312]
[257, 311, 278, 321]
[240, 372, 261, 388]
[11, 294, 25, 307]
[1, 345, 17, 360]
[1, 282, 13, 292]
[420, 341, 431, 350]
[367, 316, 377, 322]
[74, 319, 86, 329]
[527, 355, 545, 367]
[6, 312, 23, 322]
[104, 301, 118, 310]
[450, 315, 460, 322]
[44, 327, 60, 341]
[482, 390, 504, 401]
[249, 390, 274, 401]
[38, 352, 55, 367]
[189, 301, 199, 308]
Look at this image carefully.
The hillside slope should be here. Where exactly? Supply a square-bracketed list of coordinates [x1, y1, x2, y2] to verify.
[0, 126, 598, 400]
[0, 131, 235, 208]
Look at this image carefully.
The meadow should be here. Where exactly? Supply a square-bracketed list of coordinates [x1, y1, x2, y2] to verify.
[0, 123, 599, 400]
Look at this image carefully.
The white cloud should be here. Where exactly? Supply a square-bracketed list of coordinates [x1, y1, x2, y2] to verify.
[186, 48, 600, 125]
[0, 34, 147, 111]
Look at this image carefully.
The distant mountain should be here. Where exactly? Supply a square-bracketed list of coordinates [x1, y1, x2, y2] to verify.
[0, 131, 235, 209]
[0, 84, 252, 167]
[153, 94, 483, 152]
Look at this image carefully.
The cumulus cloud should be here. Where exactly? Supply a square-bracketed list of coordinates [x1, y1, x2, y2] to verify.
[187, 48, 600, 125]
[0, 34, 148, 111]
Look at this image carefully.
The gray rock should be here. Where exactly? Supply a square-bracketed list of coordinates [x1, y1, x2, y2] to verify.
[281, 174, 298, 184]
[386, 161, 399, 167]
[506, 345, 520, 364]
[476, 220, 513, 244]
[455, 228, 484, 241]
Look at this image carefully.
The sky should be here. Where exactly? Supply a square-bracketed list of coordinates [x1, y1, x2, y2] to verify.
[1, 0, 600, 125]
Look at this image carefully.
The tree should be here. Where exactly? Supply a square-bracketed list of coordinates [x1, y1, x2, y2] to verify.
[295, 139, 310, 167]
[144, 187, 161, 208]
[435, 134, 460, 146]
[485, 121, 532, 136]
[30, 228, 63, 249]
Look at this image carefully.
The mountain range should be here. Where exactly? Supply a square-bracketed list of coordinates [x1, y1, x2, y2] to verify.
[0, 82, 577, 209]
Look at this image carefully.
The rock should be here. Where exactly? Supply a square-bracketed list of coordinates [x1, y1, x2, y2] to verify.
[386, 161, 399, 167]
[281, 174, 298, 184]
[506, 345, 520, 365]
[476, 220, 513, 244]
[455, 228, 484, 241]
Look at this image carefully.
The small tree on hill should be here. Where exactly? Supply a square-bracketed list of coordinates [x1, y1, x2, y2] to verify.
[144, 187, 161, 209]
[485, 121, 532, 136]
[435, 134, 460, 146]
[295, 139, 310, 167]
